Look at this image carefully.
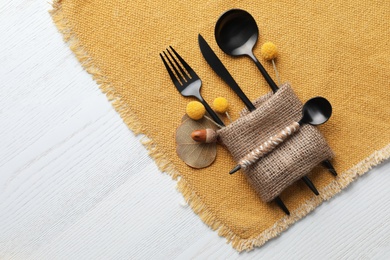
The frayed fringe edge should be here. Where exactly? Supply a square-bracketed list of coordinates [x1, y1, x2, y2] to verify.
[178, 144, 390, 252]
[49, 0, 180, 179]
[50, 1, 390, 252]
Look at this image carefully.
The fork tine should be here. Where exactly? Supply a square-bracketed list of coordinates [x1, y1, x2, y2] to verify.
[166, 48, 190, 82]
[164, 51, 186, 86]
[169, 46, 198, 79]
[160, 53, 181, 89]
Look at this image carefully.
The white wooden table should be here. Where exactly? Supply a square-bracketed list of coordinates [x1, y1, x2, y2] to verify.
[1, 1, 390, 259]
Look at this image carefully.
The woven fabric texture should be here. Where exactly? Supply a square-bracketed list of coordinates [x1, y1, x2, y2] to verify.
[51, 0, 390, 251]
[218, 84, 334, 202]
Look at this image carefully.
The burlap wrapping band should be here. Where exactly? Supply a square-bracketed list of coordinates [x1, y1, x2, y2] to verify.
[218, 84, 334, 202]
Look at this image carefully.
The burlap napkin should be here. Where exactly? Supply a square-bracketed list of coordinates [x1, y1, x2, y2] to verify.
[218, 84, 334, 202]
[51, 0, 390, 251]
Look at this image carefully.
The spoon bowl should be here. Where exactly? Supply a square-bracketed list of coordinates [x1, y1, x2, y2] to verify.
[301, 97, 332, 125]
[215, 9, 258, 57]
[214, 9, 279, 92]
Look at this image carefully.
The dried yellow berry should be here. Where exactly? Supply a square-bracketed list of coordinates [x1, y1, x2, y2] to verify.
[186, 101, 205, 120]
[261, 41, 278, 60]
[213, 97, 229, 113]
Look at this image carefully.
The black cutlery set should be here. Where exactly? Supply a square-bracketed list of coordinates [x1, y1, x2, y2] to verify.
[160, 9, 337, 215]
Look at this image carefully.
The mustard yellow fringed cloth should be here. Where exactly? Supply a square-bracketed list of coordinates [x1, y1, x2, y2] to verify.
[51, 0, 390, 251]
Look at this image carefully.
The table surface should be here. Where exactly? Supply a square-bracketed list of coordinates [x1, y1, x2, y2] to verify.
[1, 1, 390, 259]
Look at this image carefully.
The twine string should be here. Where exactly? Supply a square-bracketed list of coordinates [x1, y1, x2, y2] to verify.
[239, 122, 300, 169]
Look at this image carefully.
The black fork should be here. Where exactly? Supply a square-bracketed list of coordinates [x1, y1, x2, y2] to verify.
[160, 46, 224, 126]
[160, 47, 291, 215]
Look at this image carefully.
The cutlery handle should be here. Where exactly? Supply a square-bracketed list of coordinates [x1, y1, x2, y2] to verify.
[322, 160, 338, 176]
[253, 58, 279, 93]
[200, 100, 225, 127]
[302, 176, 319, 195]
[238, 122, 300, 169]
[235, 88, 256, 112]
[198, 35, 256, 112]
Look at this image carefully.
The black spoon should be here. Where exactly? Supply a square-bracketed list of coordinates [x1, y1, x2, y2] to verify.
[229, 97, 332, 196]
[215, 9, 279, 93]
[299, 96, 332, 126]
[298, 97, 333, 195]
[216, 9, 337, 177]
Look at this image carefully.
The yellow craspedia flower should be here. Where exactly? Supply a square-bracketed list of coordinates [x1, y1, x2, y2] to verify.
[186, 101, 205, 120]
[261, 41, 278, 60]
[213, 97, 229, 113]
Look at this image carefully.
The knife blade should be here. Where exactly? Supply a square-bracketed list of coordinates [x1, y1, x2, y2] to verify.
[198, 34, 256, 112]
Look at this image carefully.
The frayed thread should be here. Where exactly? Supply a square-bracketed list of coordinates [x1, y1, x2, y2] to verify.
[50, 1, 180, 179]
[178, 144, 390, 252]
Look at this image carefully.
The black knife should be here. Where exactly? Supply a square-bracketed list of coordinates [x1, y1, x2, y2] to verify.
[199, 35, 322, 210]
[198, 34, 256, 112]
[199, 34, 292, 215]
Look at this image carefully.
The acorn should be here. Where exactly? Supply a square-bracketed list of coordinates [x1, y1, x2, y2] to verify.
[191, 128, 218, 143]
